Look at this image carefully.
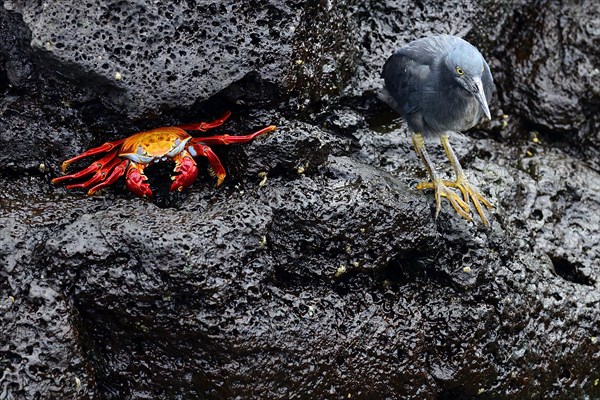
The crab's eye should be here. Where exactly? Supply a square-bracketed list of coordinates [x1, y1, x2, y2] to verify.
[456, 67, 464, 75]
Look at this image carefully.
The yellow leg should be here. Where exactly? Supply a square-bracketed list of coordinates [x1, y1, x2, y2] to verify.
[412, 133, 471, 222]
[440, 134, 493, 226]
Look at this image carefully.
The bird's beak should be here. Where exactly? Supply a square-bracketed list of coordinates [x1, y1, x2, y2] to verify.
[473, 77, 491, 120]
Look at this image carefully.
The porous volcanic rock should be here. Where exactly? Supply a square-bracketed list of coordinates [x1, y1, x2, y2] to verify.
[1, 1, 599, 399]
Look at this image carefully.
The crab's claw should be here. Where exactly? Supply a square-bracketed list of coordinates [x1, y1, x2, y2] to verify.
[126, 164, 152, 198]
[188, 144, 226, 187]
[170, 151, 199, 192]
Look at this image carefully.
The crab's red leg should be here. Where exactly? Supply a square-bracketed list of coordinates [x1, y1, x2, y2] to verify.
[63, 155, 124, 191]
[52, 151, 119, 184]
[170, 150, 199, 192]
[188, 143, 227, 186]
[177, 111, 232, 132]
[87, 159, 129, 196]
[125, 163, 152, 198]
[192, 125, 276, 146]
[59, 138, 126, 172]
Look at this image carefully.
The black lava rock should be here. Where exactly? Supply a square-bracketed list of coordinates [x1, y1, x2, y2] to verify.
[1, 1, 599, 399]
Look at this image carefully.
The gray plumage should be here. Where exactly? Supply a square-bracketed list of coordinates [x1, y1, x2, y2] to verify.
[379, 35, 496, 225]
[380, 35, 495, 136]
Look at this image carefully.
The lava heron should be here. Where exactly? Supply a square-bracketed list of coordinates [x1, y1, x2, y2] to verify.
[381, 34, 495, 225]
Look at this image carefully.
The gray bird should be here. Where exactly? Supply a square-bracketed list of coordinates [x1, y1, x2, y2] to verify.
[380, 34, 495, 225]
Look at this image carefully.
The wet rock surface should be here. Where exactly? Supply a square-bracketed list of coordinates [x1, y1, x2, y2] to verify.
[482, 0, 600, 166]
[3, 0, 295, 115]
[1, 1, 599, 399]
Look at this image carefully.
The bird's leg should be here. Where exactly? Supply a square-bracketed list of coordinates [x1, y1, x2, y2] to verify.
[439, 134, 493, 226]
[412, 133, 471, 222]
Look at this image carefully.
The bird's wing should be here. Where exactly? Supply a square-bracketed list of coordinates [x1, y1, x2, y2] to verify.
[382, 50, 431, 116]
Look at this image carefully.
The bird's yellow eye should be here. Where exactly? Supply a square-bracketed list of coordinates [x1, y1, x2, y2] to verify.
[456, 67, 464, 75]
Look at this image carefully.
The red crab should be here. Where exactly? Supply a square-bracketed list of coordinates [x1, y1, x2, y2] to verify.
[53, 112, 276, 197]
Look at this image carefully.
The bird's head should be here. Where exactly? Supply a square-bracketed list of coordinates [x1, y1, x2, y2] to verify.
[445, 44, 491, 120]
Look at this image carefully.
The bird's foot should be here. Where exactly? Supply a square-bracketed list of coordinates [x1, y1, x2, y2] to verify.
[448, 176, 493, 226]
[416, 179, 472, 223]
[419, 176, 493, 226]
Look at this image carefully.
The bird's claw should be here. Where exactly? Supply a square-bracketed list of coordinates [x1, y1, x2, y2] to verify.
[417, 176, 492, 225]
[417, 179, 472, 222]
[445, 176, 493, 226]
